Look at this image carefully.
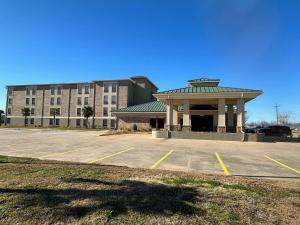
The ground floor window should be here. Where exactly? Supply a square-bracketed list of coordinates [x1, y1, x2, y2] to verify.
[103, 119, 107, 128]
[25, 118, 28, 125]
[6, 118, 10, 124]
[83, 119, 87, 127]
[56, 119, 60, 126]
[150, 118, 165, 129]
[30, 118, 34, 125]
[49, 119, 53, 126]
[76, 119, 81, 127]
[111, 119, 116, 129]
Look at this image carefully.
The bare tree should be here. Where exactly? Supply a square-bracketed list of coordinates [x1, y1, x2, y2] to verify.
[278, 112, 291, 125]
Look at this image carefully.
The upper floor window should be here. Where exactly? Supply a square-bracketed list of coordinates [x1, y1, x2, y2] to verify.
[111, 95, 117, 105]
[26, 98, 30, 105]
[112, 83, 117, 93]
[85, 86, 89, 94]
[77, 97, 82, 105]
[8, 98, 12, 105]
[57, 97, 61, 105]
[103, 107, 108, 117]
[104, 83, 109, 93]
[30, 118, 34, 125]
[50, 97, 55, 105]
[50, 108, 60, 116]
[103, 95, 108, 104]
[78, 86, 82, 94]
[111, 106, 116, 112]
[31, 108, 35, 115]
[50, 87, 55, 95]
[7, 108, 11, 115]
[84, 97, 89, 105]
[8, 88, 13, 95]
[57, 87, 62, 95]
[31, 98, 36, 105]
[32, 88, 36, 95]
[26, 88, 30, 95]
[77, 108, 81, 116]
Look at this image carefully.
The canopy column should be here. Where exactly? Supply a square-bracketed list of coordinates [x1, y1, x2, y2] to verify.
[166, 99, 173, 131]
[237, 99, 245, 133]
[173, 106, 178, 131]
[218, 98, 226, 133]
[182, 100, 190, 131]
[227, 104, 235, 132]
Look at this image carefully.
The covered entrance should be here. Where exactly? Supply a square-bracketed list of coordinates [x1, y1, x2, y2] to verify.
[191, 115, 213, 132]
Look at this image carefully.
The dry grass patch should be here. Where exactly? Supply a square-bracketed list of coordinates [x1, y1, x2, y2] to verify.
[0, 155, 299, 225]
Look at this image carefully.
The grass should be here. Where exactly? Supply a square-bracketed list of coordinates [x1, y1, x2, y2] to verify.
[0, 156, 299, 225]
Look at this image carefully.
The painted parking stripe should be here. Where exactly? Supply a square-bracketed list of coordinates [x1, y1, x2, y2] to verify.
[150, 150, 174, 170]
[89, 147, 134, 164]
[264, 155, 300, 175]
[215, 152, 230, 176]
[40, 148, 84, 159]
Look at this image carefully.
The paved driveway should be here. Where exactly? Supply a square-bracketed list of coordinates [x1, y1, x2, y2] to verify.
[0, 128, 299, 180]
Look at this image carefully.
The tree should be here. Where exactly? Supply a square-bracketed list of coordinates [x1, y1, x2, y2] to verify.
[278, 112, 291, 125]
[21, 108, 30, 127]
[82, 106, 94, 128]
[0, 110, 4, 126]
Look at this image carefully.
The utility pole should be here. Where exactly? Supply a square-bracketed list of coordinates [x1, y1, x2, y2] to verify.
[274, 104, 280, 125]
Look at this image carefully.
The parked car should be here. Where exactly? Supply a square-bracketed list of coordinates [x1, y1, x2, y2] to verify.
[259, 126, 291, 137]
[245, 128, 258, 133]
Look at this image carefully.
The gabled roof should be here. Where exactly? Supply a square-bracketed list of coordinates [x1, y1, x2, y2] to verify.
[156, 86, 261, 94]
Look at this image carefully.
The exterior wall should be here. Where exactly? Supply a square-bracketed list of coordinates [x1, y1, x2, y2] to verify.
[118, 116, 151, 131]
[131, 77, 157, 105]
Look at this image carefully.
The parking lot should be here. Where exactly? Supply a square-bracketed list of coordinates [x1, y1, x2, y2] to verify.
[0, 128, 299, 180]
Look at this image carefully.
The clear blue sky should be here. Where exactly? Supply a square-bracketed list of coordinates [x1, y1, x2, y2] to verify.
[0, 0, 299, 122]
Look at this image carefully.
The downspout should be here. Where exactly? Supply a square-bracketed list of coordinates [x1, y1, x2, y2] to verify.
[240, 93, 246, 142]
[4, 87, 8, 126]
[67, 87, 71, 127]
[41, 88, 45, 127]
[92, 83, 96, 128]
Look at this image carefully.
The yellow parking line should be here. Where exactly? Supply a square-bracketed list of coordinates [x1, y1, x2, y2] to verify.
[40, 149, 83, 159]
[89, 147, 133, 164]
[264, 155, 300, 175]
[150, 150, 174, 170]
[215, 152, 230, 176]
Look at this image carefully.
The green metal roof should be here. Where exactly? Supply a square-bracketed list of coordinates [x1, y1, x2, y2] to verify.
[116, 101, 167, 112]
[157, 86, 261, 94]
[188, 78, 220, 82]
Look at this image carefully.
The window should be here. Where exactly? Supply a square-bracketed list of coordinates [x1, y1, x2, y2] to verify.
[51, 87, 55, 95]
[31, 98, 36, 105]
[50, 108, 60, 116]
[26, 88, 30, 95]
[8, 98, 12, 105]
[78, 86, 82, 94]
[57, 87, 62, 95]
[77, 97, 82, 105]
[26, 98, 30, 105]
[103, 119, 107, 128]
[56, 108, 60, 116]
[32, 89, 36, 95]
[57, 97, 61, 105]
[76, 119, 81, 127]
[85, 86, 89, 94]
[25, 118, 28, 125]
[49, 119, 54, 126]
[31, 108, 35, 115]
[104, 83, 109, 93]
[6, 118, 10, 124]
[7, 108, 11, 115]
[77, 108, 81, 116]
[103, 95, 108, 104]
[30, 118, 34, 125]
[112, 83, 117, 93]
[84, 97, 89, 105]
[111, 95, 117, 105]
[111, 106, 116, 113]
[103, 107, 108, 116]
[56, 119, 60, 126]
[8, 88, 13, 95]
[111, 119, 116, 128]
[50, 97, 55, 105]
[83, 119, 87, 127]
